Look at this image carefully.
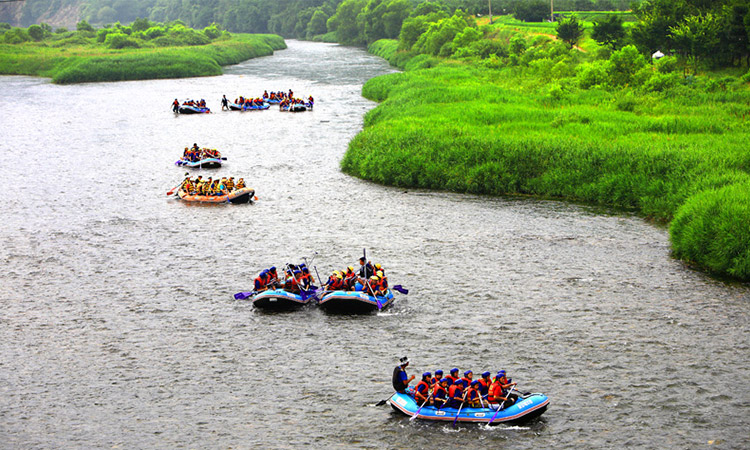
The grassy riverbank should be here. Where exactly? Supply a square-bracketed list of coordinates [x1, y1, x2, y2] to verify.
[0, 25, 285, 83]
[344, 33, 750, 280]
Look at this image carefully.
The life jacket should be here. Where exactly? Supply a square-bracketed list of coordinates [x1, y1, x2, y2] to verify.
[433, 384, 447, 400]
[488, 381, 504, 403]
[448, 384, 464, 408]
[445, 375, 458, 386]
[253, 275, 266, 290]
[414, 380, 429, 401]
[226, 180, 234, 191]
[460, 377, 472, 387]
[466, 386, 481, 406]
[392, 366, 407, 393]
[478, 378, 491, 396]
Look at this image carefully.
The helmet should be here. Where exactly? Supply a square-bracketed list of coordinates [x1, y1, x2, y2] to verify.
[435, 370, 443, 376]
[482, 371, 491, 378]
[422, 372, 431, 378]
[376, 271, 383, 277]
[464, 370, 472, 377]
[347, 266, 354, 272]
[370, 276, 378, 280]
[471, 380, 479, 387]
[375, 263, 382, 269]
[450, 368, 459, 374]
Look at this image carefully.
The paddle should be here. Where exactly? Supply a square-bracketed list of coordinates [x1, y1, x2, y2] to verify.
[234, 291, 256, 300]
[375, 398, 389, 407]
[410, 391, 432, 422]
[452, 393, 466, 428]
[487, 386, 517, 426]
[392, 285, 409, 295]
[166, 184, 180, 196]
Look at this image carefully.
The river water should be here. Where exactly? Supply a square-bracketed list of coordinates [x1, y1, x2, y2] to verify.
[1, 40, 748, 449]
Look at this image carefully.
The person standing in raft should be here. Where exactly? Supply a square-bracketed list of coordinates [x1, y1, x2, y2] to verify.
[392, 356, 415, 394]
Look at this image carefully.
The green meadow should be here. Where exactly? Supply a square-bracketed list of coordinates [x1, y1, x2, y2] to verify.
[0, 24, 285, 83]
[344, 18, 750, 280]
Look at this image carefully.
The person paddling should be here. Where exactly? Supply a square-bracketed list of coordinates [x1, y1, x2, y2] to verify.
[392, 356, 415, 394]
[433, 378, 449, 409]
[414, 372, 432, 405]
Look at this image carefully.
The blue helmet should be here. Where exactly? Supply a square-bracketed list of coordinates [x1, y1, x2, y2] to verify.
[269, 266, 276, 272]
[471, 380, 479, 386]
[435, 370, 443, 376]
[482, 371, 491, 378]
[464, 370, 472, 377]
[422, 372, 431, 378]
[450, 368, 459, 374]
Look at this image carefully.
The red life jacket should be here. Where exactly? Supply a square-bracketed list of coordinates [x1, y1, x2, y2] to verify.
[488, 382, 504, 403]
[433, 385, 448, 400]
[478, 378, 491, 392]
[446, 375, 458, 385]
[414, 380, 429, 398]
[448, 384, 463, 400]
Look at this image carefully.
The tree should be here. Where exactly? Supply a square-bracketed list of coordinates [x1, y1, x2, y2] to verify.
[556, 15, 584, 48]
[77, 20, 95, 32]
[721, 3, 750, 66]
[307, 9, 329, 38]
[670, 13, 721, 73]
[327, 0, 367, 45]
[592, 14, 625, 49]
[514, 1, 549, 22]
[27, 24, 44, 41]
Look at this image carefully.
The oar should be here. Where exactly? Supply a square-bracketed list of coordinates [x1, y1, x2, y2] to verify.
[166, 184, 180, 196]
[410, 391, 432, 422]
[392, 285, 409, 294]
[452, 393, 467, 428]
[234, 291, 256, 300]
[375, 397, 389, 407]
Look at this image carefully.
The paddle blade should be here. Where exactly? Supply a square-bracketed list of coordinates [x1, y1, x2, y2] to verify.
[234, 291, 254, 300]
[392, 285, 409, 295]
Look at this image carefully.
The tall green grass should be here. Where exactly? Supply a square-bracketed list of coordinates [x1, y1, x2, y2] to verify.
[0, 34, 285, 84]
[343, 64, 750, 280]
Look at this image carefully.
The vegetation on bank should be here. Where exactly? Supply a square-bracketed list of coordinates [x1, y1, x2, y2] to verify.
[0, 19, 285, 83]
[341, 2, 750, 281]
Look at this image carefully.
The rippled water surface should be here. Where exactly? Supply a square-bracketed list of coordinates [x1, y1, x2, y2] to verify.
[1, 40, 748, 449]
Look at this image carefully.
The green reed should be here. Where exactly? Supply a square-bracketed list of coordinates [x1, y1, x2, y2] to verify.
[343, 63, 750, 279]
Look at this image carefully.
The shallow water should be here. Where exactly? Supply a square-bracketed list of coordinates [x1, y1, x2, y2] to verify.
[0, 40, 748, 449]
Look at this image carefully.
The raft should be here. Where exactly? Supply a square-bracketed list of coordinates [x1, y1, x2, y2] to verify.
[264, 98, 282, 104]
[178, 105, 210, 114]
[177, 187, 254, 204]
[243, 102, 270, 111]
[317, 289, 394, 313]
[280, 103, 308, 112]
[388, 391, 549, 425]
[175, 157, 223, 168]
[252, 288, 317, 310]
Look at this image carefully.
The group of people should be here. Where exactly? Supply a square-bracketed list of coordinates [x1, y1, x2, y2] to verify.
[178, 174, 246, 196]
[222, 95, 267, 109]
[323, 257, 388, 296]
[180, 143, 221, 162]
[393, 357, 518, 410]
[253, 264, 316, 294]
[263, 90, 293, 101]
[279, 96, 314, 110]
[172, 98, 209, 112]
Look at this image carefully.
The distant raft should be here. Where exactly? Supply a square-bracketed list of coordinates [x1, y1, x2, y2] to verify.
[388, 391, 549, 425]
[317, 289, 394, 313]
[251, 288, 318, 310]
[175, 157, 222, 168]
[228, 102, 270, 111]
[177, 187, 254, 204]
[279, 103, 310, 112]
[177, 105, 210, 114]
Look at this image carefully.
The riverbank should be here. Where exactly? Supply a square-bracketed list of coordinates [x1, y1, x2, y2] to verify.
[0, 33, 285, 84]
[344, 40, 750, 281]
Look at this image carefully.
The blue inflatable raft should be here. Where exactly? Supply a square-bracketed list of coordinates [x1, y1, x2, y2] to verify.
[175, 157, 223, 168]
[388, 391, 549, 425]
[317, 289, 394, 313]
[252, 288, 317, 310]
[177, 105, 210, 114]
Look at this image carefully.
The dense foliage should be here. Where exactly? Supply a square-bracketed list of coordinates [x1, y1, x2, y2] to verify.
[0, 20, 285, 83]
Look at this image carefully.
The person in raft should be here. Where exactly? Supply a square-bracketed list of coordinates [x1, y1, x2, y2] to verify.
[392, 356, 415, 394]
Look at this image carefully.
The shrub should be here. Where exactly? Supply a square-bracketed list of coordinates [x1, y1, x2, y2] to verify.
[96, 28, 113, 43]
[608, 45, 647, 86]
[28, 25, 44, 41]
[3, 28, 30, 44]
[104, 32, 140, 49]
[203, 24, 222, 40]
[76, 20, 94, 32]
[643, 72, 681, 92]
[576, 60, 610, 88]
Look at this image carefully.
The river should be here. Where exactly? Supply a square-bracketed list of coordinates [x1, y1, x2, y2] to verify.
[0, 40, 748, 449]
